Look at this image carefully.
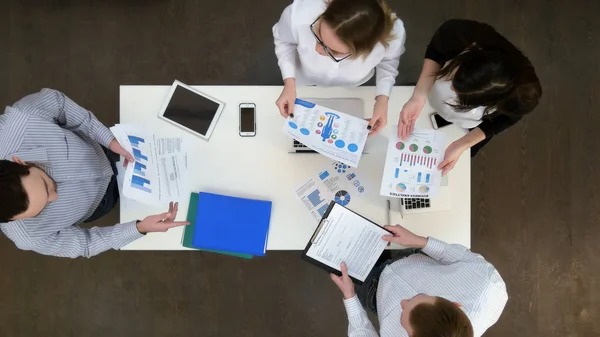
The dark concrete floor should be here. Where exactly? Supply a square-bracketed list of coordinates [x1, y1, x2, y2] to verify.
[1, 0, 599, 336]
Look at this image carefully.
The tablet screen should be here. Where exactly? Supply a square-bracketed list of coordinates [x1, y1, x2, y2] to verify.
[162, 85, 221, 136]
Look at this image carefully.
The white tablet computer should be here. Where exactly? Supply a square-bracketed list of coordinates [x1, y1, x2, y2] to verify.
[157, 80, 225, 141]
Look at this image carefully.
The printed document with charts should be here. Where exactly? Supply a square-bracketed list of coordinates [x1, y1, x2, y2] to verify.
[380, 129, 446, 198]
[111, 124, 189, 206]
[301, 201, 391, 283]
[283, 99, 369, 167]
[294, 161, 368, 221]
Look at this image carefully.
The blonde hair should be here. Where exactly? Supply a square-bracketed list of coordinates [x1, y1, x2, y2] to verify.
[321, 0, 396, 58]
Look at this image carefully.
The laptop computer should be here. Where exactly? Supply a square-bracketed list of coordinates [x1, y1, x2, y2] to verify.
[288, 98, 372, 154]
[399, 174, 451, 214]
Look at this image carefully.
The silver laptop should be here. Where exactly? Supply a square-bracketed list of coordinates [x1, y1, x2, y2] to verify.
[397, 174, 451, 214]
[289, 98, 372, 154]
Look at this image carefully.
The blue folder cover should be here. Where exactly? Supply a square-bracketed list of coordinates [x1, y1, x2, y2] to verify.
[192, 192, 272, 256]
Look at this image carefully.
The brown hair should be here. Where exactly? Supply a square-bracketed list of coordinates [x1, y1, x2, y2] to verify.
[410, 297, 474, 337]
[0, 160, 34, 222]
[321, 0, 396, 58]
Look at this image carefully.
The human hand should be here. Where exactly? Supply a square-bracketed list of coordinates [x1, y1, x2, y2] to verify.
[136, 202, 189, 234]
[438, 141, 467, 176]
[109, 138, 135, 167]
[382, 224, 427, 248]
[276, 79, 297, 118]
[397, 95, 426, 139]
[367, 96, 388, 136]
[330, 262, 356, 299]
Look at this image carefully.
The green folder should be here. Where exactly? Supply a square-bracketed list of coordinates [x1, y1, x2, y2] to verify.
[182, 193, 253, 259]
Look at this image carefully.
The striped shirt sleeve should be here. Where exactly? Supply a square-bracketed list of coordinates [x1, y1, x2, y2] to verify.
[343, 295, 379, 337]
[422, 237, 483, 264]
[1, 220, 143, 258]
[13, 88, 115, 147]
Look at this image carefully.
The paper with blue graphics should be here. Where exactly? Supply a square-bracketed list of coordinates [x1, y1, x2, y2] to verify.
[284, 99, 369, 167]
[380, 128, 446, 198]
[295, 161, 367, 221]
[110, 124, 189, 206]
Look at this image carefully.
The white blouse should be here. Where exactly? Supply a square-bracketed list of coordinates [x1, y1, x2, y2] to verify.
[428, 79, 486, 129]
[272, 0, 406, 97]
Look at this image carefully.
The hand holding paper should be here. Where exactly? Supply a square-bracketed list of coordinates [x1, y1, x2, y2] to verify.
[108, 138, 134, 167]
[382, 225, 428, 248]
[330, 262, 356, 299]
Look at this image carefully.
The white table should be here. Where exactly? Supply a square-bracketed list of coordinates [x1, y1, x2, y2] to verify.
[119, 86, 470, 250]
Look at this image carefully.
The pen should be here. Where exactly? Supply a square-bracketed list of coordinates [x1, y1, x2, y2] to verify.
[386, 200, 391, 225]
[399, 199, 404, 219]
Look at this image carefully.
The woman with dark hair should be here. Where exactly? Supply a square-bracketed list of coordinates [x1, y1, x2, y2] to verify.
[398, 19, 542, 175]
[273, 0, 406, 135]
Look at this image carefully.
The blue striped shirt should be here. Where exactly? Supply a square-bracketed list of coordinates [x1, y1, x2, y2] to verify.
[0, 89, 143, 258]
[343, 238, 508, 337]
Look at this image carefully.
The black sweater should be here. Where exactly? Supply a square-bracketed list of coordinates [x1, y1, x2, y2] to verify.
[425, 19, 539, 138]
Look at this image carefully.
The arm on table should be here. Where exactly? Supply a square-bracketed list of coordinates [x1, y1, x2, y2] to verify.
[412, 59, 441, 99]
[13, 88, 115, 148]
[272, 4, 298, 80]
[453, 127, 487, 151]
[343, 296, 380, 337]
[451, 113, 522, 154]
[397, 59, 441, 139]
[2, 220, 143, 258]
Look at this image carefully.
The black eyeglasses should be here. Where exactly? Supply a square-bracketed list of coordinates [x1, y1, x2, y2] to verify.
[310, 19, 351, 63]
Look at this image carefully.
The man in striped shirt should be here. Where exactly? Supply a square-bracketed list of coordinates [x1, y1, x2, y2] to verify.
[0, 89, 188, 258]
[330, 224, 508, 337]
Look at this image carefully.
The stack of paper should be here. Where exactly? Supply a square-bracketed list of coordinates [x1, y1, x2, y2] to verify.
[181, 192, 272, 257]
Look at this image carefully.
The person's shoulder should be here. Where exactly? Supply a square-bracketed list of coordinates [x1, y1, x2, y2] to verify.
[388, 17, 407, 45]
[0, 105, 31, 157]
[12, 88, 60, 110]
[0, 219, 36, 250]
[288, 0, 326, 25]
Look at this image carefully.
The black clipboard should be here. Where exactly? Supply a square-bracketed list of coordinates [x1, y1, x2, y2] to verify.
[301, 201, 394, 284]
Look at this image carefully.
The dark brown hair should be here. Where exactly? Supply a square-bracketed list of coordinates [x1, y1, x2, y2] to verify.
[0, 160, 33, 222]
[321, 0, 396, 58]
[436, 45, 542, 118]
[410, 297, 474, 337]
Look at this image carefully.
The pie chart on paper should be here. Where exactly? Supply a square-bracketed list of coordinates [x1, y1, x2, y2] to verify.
[409, 144, 418, 152]
[334, 190, 351, 206]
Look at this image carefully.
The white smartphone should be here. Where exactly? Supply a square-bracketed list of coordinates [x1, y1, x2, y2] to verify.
[239, 103, 256, 137]
[430, 112, 452, 130]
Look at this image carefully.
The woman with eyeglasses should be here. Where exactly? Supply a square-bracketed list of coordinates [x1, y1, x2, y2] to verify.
[398, 19, 542, 175]
[272, 0, 406, 135]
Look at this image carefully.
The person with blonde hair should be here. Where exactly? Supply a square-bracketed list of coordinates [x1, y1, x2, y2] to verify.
[273, 0, 406, 135]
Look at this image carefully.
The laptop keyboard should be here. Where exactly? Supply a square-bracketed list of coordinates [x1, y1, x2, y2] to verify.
[293, 140, 308, 148]
[402, 198, 431, 210]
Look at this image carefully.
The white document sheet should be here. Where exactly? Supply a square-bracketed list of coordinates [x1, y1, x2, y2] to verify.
[295, 161, 367, 220]
[110, 124, 188, 206]
[380, 129, 446, 198]
[305, 203, 389, 282]
[283, 99, 369, 167]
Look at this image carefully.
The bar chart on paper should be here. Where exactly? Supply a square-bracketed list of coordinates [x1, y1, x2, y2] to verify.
[381, 130, 446, 198]
[128, 135, 153, 194]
